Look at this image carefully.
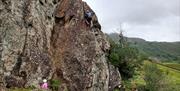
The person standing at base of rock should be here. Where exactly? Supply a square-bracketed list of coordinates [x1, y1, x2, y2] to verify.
[84, 10, 94, 27]
[41, 79, 48, 90]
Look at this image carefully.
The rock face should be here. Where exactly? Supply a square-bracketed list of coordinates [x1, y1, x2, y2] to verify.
[0, 0, 57, 89]
[0, 0, 121, 90]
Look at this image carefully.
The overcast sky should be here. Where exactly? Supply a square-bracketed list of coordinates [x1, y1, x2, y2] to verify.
[82, 0, 180, 42]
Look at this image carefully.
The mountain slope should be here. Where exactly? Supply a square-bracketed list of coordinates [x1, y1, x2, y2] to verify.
[108, 33, 180, 62]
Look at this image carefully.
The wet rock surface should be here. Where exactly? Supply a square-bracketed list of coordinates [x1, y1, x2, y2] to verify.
[0, 0, 121, 90]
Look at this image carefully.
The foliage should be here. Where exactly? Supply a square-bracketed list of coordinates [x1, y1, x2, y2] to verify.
[108, 33, 141, 79]
[157, 62, 180, 85]
[28, 85, 36, 89]
[163, 63, 180, 71]
[108, 33, 180, 62]
[157, 62, 179, 90]
[143, 61, 180, 91]
[144, 63, 165, 91]
[50, 79, 61, 91]
[107, 33, 180, 90]
[120, 60, 180, 91]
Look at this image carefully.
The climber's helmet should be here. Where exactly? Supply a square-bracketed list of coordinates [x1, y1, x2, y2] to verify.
[86, 10, 93, 18]
[43, 79, 47, 83]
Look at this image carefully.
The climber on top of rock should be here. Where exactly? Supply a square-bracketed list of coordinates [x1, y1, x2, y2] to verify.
[85, 10, 94, 26]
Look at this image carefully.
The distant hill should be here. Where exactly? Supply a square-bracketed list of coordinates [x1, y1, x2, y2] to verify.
[108, 33, 180, 62]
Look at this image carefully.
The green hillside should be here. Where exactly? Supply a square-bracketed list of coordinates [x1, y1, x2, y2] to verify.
[108, 33, 180, 62]
[134, 61, 180, 91]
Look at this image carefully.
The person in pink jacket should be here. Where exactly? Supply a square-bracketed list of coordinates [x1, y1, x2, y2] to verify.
[41, 79, 48, 89]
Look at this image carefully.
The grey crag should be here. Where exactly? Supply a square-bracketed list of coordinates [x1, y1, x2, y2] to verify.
[0, 0, 121, 90]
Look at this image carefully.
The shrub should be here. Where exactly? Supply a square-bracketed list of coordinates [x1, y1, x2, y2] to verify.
[143, 63, 175, 91]
[50, 79, 61, 91]
[108, 40, 140, 79]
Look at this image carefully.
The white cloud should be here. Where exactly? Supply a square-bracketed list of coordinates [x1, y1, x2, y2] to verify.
[83, 0, 180, 42]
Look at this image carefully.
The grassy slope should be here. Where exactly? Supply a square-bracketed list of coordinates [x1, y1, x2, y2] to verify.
[163, 63, 180, 71]
[157, 63, 180, 84]
[131, 61, 180, 88]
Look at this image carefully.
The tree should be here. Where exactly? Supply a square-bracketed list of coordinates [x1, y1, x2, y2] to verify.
[108, 27, 140, 79]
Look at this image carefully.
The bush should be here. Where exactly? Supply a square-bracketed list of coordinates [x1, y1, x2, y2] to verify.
[28, 85, 36, 89]
[108, 40, 140, 79]
[50, 79, 61, 91]
[143, 63, 176, 91]
[144, 63, 164, 91]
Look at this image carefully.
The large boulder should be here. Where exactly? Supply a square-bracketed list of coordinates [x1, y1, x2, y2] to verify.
[0, 0, 121, 90]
